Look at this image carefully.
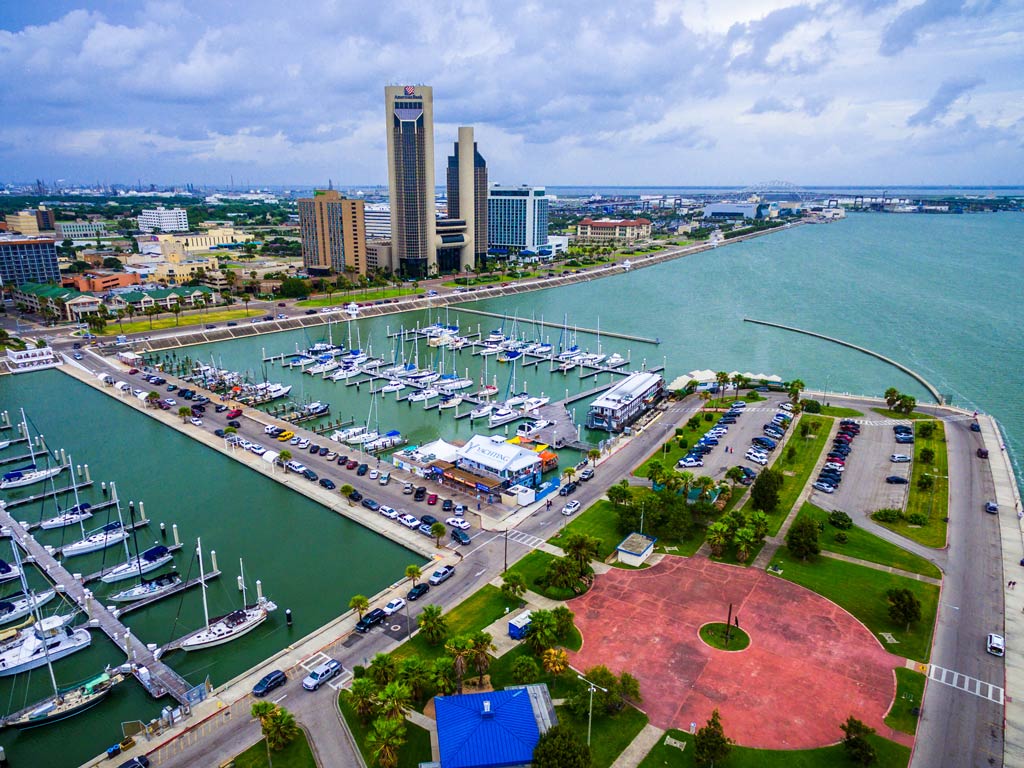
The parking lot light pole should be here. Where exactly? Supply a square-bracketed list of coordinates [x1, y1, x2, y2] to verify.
[577, 674, 608, 746]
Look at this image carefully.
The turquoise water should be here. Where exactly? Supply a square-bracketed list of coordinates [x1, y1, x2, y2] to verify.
[0, 211, 1021, 766]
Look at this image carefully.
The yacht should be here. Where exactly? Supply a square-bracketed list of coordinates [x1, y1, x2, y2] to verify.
[469, 403, 493, 420]
[99, 545, 174, 584]
[477, 344, 500, 356]
[0, 590, 57, 625]
[39, 503, 93, 531]
[380, 380, 406, 393]
[347, 430, 380, 445]
[0, 616, 91, 677]
[108, 572, 182, 603]
[438, 377, 474, 392]
[488, 407, 520, 428]
[578, 353, 607, 366]
[605, 353, 626, 367]
[484, 330, 506, 344]
[365, 431, 404, 452]
[505, 392, 530, 408]
[1, 463, 63, 492]
[305, 359, 339, 376]
[558, 359, 578, 373]
[438, 395, 463, 410]
[61, 522, 129, 558]
[327, 366, 361, 381]
[331, 425, 366, 442]
[407, 388, 439, 403]
[497, 349, 523, 363]
[516, 421, 547, 439]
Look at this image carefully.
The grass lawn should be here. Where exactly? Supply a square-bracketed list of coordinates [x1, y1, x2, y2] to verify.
[556, 703, 649, 768]
[796, 503, 942, 579]
[705, 392, 766, 408]
[488, 645, 581, 698]
[339, 695, 432, 768]
[635, 416, 711, 477]
[699, 622, 751, 650]
[98, 307, 258, 335]
[506, 550, 577, 600]
[637, 729, 910, 768]
[885, 668, 925, 735]
[549, 500, 625, 561]
[296, 288, 412, 306]
[232, 730, 316, 768]
[819, 405, 864, 418]
[392, 585, 519, 661]
[903, 421, 949, 547]
[870, 408, 933, 420]
[769, 550, 938, 662]
[743, 415, 831, 535]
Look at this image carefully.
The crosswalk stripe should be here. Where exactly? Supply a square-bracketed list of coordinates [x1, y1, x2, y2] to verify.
[929, 664, 1003, 704]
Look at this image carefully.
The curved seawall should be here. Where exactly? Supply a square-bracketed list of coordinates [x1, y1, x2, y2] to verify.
[743, 318, 943, 404]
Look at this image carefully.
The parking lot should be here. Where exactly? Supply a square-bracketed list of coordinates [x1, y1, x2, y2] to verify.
[811, 421, 913, 513]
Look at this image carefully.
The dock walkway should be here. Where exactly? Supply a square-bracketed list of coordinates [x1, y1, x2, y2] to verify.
[0, 506, 195, 707]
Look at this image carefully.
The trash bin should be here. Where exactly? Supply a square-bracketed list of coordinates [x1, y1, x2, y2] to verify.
[106, 744, 122, 759]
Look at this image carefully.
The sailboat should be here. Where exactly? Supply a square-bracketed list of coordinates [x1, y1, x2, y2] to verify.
[0, 589, 57, 625]
[37, 454, 92, 530]
[1, 667, 126, 730]
[0, 410, 64, 491]
[0, 560, 23, 585]
[176, 546, 276, 652]
[60, 482, 130, 558]
[108, 571, 181, 604]
[99, 502, 173, 584]
[407, 387, 439, 403]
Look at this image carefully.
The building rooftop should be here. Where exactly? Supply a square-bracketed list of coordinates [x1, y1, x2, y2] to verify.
[458, 435, 541, 474]
[616, 532, 657, 556]
[117, 286, 214, 303]
[0, 233, 57, 245]
[589, 371, 663, 411]
[579, 217, 651, 227]
[14, 282, 87, 300]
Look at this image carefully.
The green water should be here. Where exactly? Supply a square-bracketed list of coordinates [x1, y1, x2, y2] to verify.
[0, 370, 417, 766]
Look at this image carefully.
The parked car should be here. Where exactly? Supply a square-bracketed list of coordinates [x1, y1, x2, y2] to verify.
[812, 481, 835, 494]
[558, 482, 578, 496]
[414, 487, 427, 501]
[361, 498, 381, 511]
[451, 529, 472, 546]
[301, 468, 318, 482]
[447, 517, 470, 530]
[319, 478, 336, 490]
[988, 633, 1005, 656]
[562, 500, 581, 516]
[985, 501, 999, 513]
[970, 422, 981, 432]
[441, 498, 454, 512]
[677, 456, 704, 468]
[890, 454, 911, 463]
[354, 608, 387, 633]
[252, 670, 287, 697]
[579, 468, 595, 481]
[398, 514, 420, 529]
[407, 583, 430, 600]
[426, 493, 439, 505]
[302, 659, 342, 690]
[356, 463, 369, 476]
[383, 598, 406, 616]
[428, 565, 456, 586]
[348, 489, 363, 502]
[378, 505, 399, 520]
[226, 409, 243, 419]
[977, 448, 990, 459]
[886, 476, 909, 484]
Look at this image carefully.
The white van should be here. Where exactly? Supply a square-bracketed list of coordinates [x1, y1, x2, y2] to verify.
[987, 633, 1005, 656]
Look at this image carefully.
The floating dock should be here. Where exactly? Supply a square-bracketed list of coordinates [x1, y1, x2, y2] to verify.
[112, 568, 221, 618]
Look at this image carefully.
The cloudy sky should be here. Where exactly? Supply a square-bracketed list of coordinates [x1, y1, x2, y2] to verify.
[1, 0, 1022, 187]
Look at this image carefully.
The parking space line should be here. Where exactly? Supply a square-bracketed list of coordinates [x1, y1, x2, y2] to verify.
[300, 651, 330, 671]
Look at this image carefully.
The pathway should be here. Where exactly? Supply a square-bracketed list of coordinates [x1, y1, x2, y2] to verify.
[609, 723, 666, 768]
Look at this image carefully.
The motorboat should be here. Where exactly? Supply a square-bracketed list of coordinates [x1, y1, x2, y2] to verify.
[578, 353, 607, 366]
[61, 522, 129, 557]
[328, 367, 361, 381]
[100, 545, 174, 584]
[477, 344, 500, 356]
[365, 431, 404, 452]
[347, 430, 379, 445]
[108, 572, 182, 603]
[1, 668, 126, 730]
[516, 421, 546, 439]
[407, 388, 439, 403]
[0, 590, 57, 625]
[497, 349, 523, 363]
[557, 345, 582, 361]
[331, 425, 366, 442]
[484, 330, 506, 344]
[474, 384, 499, 399]
[522, 396, 550, 412]
[39, 503, 93, 531]
[0, 560, 22, 585]
[557, 359, 578, 373]
[0, 615, 91, 677]
[535, 343, 553, 355]
[605, 353, 626, 367]
[438, 395, 463, 410]
[488, 407, 520, 428]
[505, 392, 530, 408]
[469, 404, 493, 420]
[306, 359, 339, 376]
[380, 380, 406, 393]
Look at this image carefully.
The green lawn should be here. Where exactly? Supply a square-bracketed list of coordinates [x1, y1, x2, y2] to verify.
[506, 550, 576, 600]
[232, 730, 316, 768]
[637, 729, 910, 768]
[488, 645, 582, 699]
[705, 392, 765, 408]
[769, 550, 938, 662]
[885, 668, 925, 735]
[339, 695, 432, 768]
[700, 622, 750, 650]
[819, 405, 864, 418]
[795, 503, 942, 579]
[296, 288, 412, 306]
[99, 307, 259, 335]
[392, 585, 519, 661]
[903, 421, 949, 547]
[742, 415, 831, 535]
[870, 408, 933, 420]
[549, 500, 625, 561]
[556, 704, 649, 768]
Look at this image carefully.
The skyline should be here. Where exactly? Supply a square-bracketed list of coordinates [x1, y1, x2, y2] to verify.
[1, 0, 1022, 187]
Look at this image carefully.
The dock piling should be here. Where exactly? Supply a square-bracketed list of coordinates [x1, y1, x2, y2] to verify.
[101, 481, 107, 495]
[139, 501, 146, 521]
[211, 550, 218, 572]
[256, 579, 263, 601]
[160, 522, 166, 538]
[60, 448, 67, 466]
[172, 524, 180, 546]
[76, 464, 82, 478]
[286, 608, 292, 626]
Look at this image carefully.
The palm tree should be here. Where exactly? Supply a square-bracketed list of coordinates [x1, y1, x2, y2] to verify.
[468, 630, 496, 684]
[263, 707, 300, 751]
[348, 594, 369, 619]
[525, 609, 559, 654]
[251, 701, 278, 725]
[563, 533, 600, 576]
[417, 604, 448, 645]
[445, 636, 474, 694]
[587, 448, 601, 465]
[645, 459, 666, 488]
[115, 309, 126, 332]
[366, 716, 406, 768]
[541, 647, 568, 675]
[715, 371, 730, 401]
[145, 391, 160, 408]
[404, 564, 422, 586]
[730, 373, 743, 400]
[725, 466, 746, 486]
[749, 511, 770, 543]
[368, 652, 398, 687]
[694, 475, 716, 502]
[375, 680, 412, 720]
[699, 390, 711, 411]
[500, 571, 527, 602]
[278, 449, 292, 465]
[789, 379, 805, 407]
[177, 406, 192, 422]
[707, 521, 731, 557]
[170, 300, 182, 326]
[562, 467, 576, 486]
[348, 678, 378, 723]
[432, 656, 457, 695]
[397, 656, 431, 700]
[243, 295, 251, 316]
[430, 521, 447, 547]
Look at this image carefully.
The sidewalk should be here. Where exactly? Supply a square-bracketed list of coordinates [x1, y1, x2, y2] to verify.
[609, 723, 665, 768]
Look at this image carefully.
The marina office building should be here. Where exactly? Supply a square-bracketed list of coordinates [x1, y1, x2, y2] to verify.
[296, 190, 367, 275]
[586, 371, 665, 433]
[487, 185, 549, 257]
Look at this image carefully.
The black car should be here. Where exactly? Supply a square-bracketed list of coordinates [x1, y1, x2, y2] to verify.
[441, 499, 454, 512]
[318, 446, 329, 456]
[356, 464, 369, 476]
[118, 758, 150, 768]
[302, 468, 318, 481]
[309, 443, 321, 454]
[355, 608, 386, 633]
[414, 486, 427, 501]
[227, 420, 241, 428]
[305, 309, 317, 315]
[319, 478, 336, 490]
[214, 428, 226, 437]
[336, 455, 349, 465]
[886, 476, 909, 484]
[970, 422, 981, 432]
[348, 489, 363, 502]
[407, 583, 430, 601]
[558, 482, 578, 496]
[215, 404, 228, 413]
[420, 514, 438, 527]
[451, 529, 471, 546]
[252, 670, 287, 697]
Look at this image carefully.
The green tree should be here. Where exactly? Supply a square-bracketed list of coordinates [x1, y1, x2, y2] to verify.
[715, 370, 730, 399]
[886, 587, 922, 630]
[750, 468, 783, 514]
[500, 570, 527, 602]
[397, 656, 431, 700]
[432, 655, 457, 695]
[748, 511, 770, 543]
[840, 716, 877, 766]
[724, 466, 746, 486]
[788, 379, 805, 407]
[885, 387, 901, 409]
[375, 680, 412, 720]
[896, 394, 916, 414]
[349, 594, 369, 619]
[366, 716, 406, 768]
[587, 448, 601, 465]
[733, 526, 756, 563]
[145, 305, 160, 328]
[706, 522, 731, 557]
[532, 724, 592, 768]
[405, 564, 422, 586]
[606, 482, 631, 507]
[785, 517, 821, 560]
[348, 677, 378, 723]
[545, 555, 581, 591]
[694, 708, 733, 767]
[468, 630, 496, 684]
[263, 707, 300, 752]
[920, 447, 935, 464]
[418, 604, 448, 645]
[340, 483, 354, 498]
[177, 406, 192, 422]
[445, 635, 474, 694]
[563, 532, 600, 577]
[510, 655, 540, 684]
[645, 459, 666, 488]
[525, 609, 560, 654]
[430, 521, 447, 546]
[368, 652, 398, 687]
[551, 605, 575, 641]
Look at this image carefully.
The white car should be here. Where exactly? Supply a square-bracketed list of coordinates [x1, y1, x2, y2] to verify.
[446, 517, 471, 530]
[369, 469, 379, 480]
[398, 514, 420, 529]
[677, 457, 704, 468]
[383, 598, 406, 616]
[890, 454, 911, 463]
[780, 402, 794, 411]
[297, 439, 310, 449]
[190, 417, 203, 426]
[286, 460, 307, 473]
[823, 462, 845, 472]
[238, 439, 253, 450]
[378, 505, 399, 519]
[745, 451, 768, 466]
[164, 398, 177, 406]
[453, 504, 466, 517]
[250, 445, 266, 456]
[561, 500, 581, 516]
[988, 633, 1005, 656]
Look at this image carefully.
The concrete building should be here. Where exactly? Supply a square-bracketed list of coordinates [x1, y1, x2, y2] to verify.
[136, 227, 242, 258]
[63, 271, 141, 293]
[11, 282, 102, 321]
[364, 204, 392, 238]
[488, 185, 548, 257]
[56, 221, 108, 239]
[446, 126, 487, 271]
[297, 190, 366, 275]
[365, 239, 394, 273]
[385, 84, 436, 278]
[585, 371, 665, 432]
[5, 211, 40, 235]
[138, 207, 189, 233]
[575, 217, 652, 244]
[0, 234, 60, 287]
[6, 345, 62, 374]
[701, 203, 762, 220]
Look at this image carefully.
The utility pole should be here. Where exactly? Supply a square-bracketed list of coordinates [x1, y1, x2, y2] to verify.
[503, 528, 508, 573]
[577, 673, 609, 746]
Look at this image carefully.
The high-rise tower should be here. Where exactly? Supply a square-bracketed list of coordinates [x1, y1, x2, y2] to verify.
[297, 190, 366, 275]
[385, 85, 436, 278]
[446, 126, 487, 271]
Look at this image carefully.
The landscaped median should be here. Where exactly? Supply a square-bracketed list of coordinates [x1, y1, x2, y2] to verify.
[99, 307, 263, 335]
[231, 729, 317, 768]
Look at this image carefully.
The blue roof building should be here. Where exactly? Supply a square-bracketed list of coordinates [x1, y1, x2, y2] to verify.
[434, 685, 557, 768]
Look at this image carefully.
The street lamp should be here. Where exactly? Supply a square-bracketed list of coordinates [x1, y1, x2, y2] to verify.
[577, 674, 608, 746]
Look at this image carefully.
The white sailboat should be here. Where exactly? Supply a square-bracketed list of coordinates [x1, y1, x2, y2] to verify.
[176, 547, 275, 652]
[381, 380, 406, 393]
[0, 589, 57, 625]
[407, 388, 439, 403]
[0, 560, 23, 585]
[61, 483, 130, 558]
[438, 394, 463, 410]
[38, 455, 92, 530]
[108, 572, 181, 603]
[0, 410, 64, 491]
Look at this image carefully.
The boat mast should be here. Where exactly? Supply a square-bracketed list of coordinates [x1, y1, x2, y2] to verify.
[197, 539, 209, 628]
[9, 537, 59, 696]
[19, 408, 37, 466]
[67, 454, 89, 539]
[113, 483, 131, 563]
[238, 558, 248, 608]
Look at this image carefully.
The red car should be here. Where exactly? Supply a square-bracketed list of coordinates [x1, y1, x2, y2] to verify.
[128, 368, 139, 374]
[427, 493, 439, 505]
[346, 459, 359, 470]
[226, 408, 243, 419]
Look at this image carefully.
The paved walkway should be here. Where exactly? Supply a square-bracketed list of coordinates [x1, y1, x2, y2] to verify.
[609, 723, 666, 768]
[405, 710, 439, 761]
[821, 551, 942, 584]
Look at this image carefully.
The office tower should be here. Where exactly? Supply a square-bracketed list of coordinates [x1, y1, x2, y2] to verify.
[385, 84, 436, 278]
[297, 190, 366, 275]
[0, 234, 60, 286]
[446, 126, 488, 271]
[138, 207, 189, 233]
[488, 186, 549, 256]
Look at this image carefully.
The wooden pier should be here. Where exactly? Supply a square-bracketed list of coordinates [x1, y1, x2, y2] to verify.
[450, 307, 662, 345]
[4, 475, 90, 508]
[0, 508, 196, 707]
[112, 568, 221, 618]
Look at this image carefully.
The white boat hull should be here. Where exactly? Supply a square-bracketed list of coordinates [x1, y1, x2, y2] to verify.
[178, 606, 269, 651]
[1, 466, 64, 490]
[39, 511, 93, 530]
[0, 590, 57, 625]
[61, 530, 130, 558]
[0, 627, 91, 677]
[0, 566, 23, 584]
[108, 574, 182, 603]
[100, 554, 174, 584]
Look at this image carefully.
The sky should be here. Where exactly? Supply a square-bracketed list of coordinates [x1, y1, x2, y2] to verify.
[0, 0, 1022, 187]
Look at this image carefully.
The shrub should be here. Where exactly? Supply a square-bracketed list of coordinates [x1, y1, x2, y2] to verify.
[828, 511, 853, 529]
[352, 665, 366, 679]
[917, 475, 934, 491]
[786, 446, 797, 461]
[704, 413, 714, 422]
[800, 422, 810, 437]
[917, 421, 935, 439]
[678, 438, 688, 450]
[907, 512, 928, 526]
[675, 427, 686, 436]
[920, 447, 935, 464]
[834, 532, 849, 544]
[801, 399, 822, 413]
[873, 508, 901, 523]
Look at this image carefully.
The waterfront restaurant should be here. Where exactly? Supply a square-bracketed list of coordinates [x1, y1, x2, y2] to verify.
[585, 371, 665, 433]
[447, 435, 543, 494]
